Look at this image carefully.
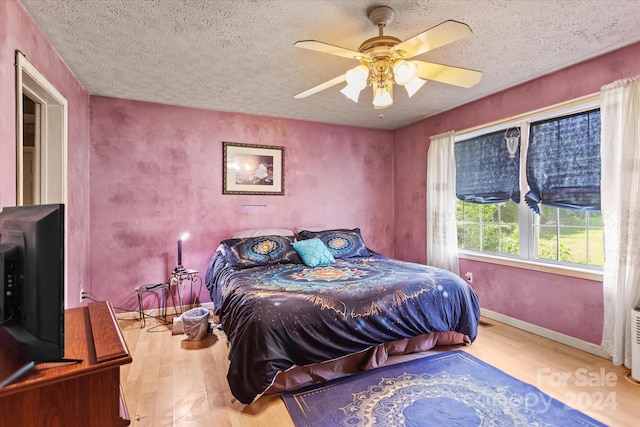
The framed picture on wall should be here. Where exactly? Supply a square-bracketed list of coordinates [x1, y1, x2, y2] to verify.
[223, 142, 285, 195]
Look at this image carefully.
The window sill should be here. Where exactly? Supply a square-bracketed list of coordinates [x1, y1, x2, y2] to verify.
[458, 250, 603, 282]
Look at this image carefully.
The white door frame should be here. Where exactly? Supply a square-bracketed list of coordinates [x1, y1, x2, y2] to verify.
[15, 51, 69, 301]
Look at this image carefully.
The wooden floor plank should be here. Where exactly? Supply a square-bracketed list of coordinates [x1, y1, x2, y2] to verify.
[119, 316, 640, 427]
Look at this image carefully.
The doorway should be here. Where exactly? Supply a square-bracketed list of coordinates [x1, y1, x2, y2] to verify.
[15, 51, 69, 300]
[16, 52, 68, 206]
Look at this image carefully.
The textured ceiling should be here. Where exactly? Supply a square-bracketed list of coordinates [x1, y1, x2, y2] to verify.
[20, 0, 640, 130]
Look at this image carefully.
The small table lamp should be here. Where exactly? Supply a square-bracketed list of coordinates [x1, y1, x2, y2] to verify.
[175, 232, 190, 273]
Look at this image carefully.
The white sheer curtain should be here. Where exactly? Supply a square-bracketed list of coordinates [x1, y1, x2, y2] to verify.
[600, 76, 640, 367]
[426, 131, 459, 274]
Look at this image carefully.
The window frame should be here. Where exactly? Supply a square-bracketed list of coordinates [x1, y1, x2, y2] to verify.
[454, 95, 603, 282]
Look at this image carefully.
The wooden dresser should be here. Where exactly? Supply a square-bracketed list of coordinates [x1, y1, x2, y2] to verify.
[0, 301, 132, 426]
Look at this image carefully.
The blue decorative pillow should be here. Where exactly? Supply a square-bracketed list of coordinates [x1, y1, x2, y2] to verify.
[291, 238, 335, 267]
[297, 228, 371, 259]
[221, 235, 301, 268]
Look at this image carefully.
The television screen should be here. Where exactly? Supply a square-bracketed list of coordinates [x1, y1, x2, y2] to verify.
[0, 203, 65, 363]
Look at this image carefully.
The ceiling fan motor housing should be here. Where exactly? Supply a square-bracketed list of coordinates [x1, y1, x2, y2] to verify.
[367, 6, 395, 28]
[358, 36, 404, 87]
[359, 7, 407, 88]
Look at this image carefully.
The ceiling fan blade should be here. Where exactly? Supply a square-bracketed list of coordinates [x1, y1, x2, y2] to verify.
[294, 40, 367, 60]
[294, 74, 347, 99]
[394, 20, 472, 59]
[414, 61, 482, 88]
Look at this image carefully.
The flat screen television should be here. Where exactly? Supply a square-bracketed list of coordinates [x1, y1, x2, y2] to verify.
[0, 203, 67, 367]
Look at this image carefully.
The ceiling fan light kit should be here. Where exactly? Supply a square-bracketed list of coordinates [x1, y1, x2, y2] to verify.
[340, 64, 370, 101]
[392, 60, 418, 86]
[373, 81, 394, 109]
[294, 6, 482, 109]
[403, 73, 428, 97]
[340, 82, 362, 102]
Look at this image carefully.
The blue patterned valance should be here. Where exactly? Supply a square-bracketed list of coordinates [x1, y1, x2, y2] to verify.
[524, 109, 601, 214]
[454, 129, 520, 204]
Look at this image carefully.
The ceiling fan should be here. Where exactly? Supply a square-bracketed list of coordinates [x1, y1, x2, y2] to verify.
[294, 6, 482, 109]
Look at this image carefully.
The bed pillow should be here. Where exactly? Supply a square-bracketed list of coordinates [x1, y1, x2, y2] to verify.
[297, 228, 371, 258]
[231, 228, 294, 238]
[221, 235, 301, 268]
[294, 227, 325, 233]
[291, 238, 335, 267]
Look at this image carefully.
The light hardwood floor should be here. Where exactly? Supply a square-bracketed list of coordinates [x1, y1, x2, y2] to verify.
[118, 314, 640, 426]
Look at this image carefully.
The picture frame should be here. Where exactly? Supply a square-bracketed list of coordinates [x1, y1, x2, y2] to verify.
[223, 142, 285, 195]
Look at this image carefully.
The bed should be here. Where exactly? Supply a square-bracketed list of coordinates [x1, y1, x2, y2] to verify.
[205, 228, 480, 404]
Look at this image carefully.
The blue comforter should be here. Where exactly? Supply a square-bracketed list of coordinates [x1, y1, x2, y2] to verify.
[205, 251, 480, 404]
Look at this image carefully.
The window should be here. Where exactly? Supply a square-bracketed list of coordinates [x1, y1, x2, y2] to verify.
[455, 99, 603, 269]
[533, 205, 603, 266]
[456, 201, 519, 255]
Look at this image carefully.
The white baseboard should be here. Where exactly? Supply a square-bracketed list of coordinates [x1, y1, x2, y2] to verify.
[481, 308, 610, 359]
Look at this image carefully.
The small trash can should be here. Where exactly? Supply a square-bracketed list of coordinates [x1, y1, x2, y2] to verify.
[181, 307, 209, 340]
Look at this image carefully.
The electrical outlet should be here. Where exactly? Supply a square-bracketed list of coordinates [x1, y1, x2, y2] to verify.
[465, 272, 473, 283]
[79, 287, 84, 303]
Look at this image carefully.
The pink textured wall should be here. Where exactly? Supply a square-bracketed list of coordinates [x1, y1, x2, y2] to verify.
[11, 0, 638, 345]
[0, 0, 90, 308]
[393, 41, 640, 344]
[89, 97, 394, 310]
[459, 259, 604, 343]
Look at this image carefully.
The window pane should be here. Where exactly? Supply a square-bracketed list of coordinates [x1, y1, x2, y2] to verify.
[484, 204, 499, 223]
[559, 209, 586, 227]
[589, 211, 603, 227]
[539, 205, 557, 225]
[588, 227, 604, 266]
[464, 203, 481, 222]
[531, 207, 603, 267]
[501, 225, 519, 255]
[559, 227, 585, 264]
[456, 200, 464, 222]
[537, 226, 557, 260]
[501, 202, 518, 224]
[466, 224, 481, 250]
[588, 211, 604, 267]
[457, 224, 465, 248]
[482, 224, 499, 252]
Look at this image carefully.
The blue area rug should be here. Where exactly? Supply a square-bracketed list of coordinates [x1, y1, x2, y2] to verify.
[282, 350, 606, 426]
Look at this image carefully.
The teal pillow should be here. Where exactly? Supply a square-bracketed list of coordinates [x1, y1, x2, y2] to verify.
[291, 238, 335, 267]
